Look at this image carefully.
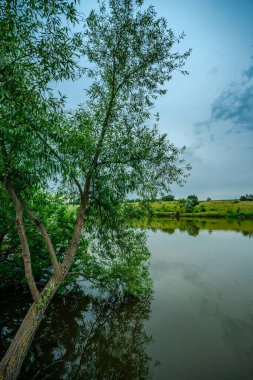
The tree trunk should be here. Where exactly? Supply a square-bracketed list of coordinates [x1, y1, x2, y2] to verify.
[7, 187, 40, 303]
[0, 188, 89, 379]
[23, 205, 59, 272]
[0, 269, 65, 380]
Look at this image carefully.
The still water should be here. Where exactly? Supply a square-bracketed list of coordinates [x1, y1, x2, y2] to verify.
[1, 218, 253, 379]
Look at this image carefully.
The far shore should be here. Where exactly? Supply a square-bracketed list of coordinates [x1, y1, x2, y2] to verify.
[125, 199, 253, 220]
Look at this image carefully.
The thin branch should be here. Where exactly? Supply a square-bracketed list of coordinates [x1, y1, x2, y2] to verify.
[68, 272, 96, 284]
[34, 130, 84, 197]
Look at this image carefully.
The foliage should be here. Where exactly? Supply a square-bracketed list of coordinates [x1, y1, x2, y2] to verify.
[186, 194, 199, 206]
[184, 199, 194, 213]
[160, 194, 175, 201]
[129, 199, 253, 220]
[183, 195, 199, 212]
[240, 194, 253, 201]
[0, 2, 194, 377]
[0, 185, 22, 284]
[0, 189, 83, 286]
[0, 0, 191, 302]
[0, 0, 85, 193]
[78, 225, 153, 298]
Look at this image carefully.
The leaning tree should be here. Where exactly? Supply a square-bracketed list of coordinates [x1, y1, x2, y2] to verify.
[0, 0, 190, 378]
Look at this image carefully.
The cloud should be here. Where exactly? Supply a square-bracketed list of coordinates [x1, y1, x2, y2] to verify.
[196, 59, 253, 134]
[211, 81, 253, 131]
[207, 66, 219, 75]
[243, 58, 253, 79]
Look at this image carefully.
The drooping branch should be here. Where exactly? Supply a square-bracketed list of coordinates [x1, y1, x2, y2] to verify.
[34, 130, 84, 197]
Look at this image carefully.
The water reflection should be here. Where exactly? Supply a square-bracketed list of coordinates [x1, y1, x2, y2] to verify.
[16, 287, 153, 379]
[0, 290, 32, 354]
[141, 217, 253, 237]
[1, 220, 253, 380]
[147, 225, 253, 380]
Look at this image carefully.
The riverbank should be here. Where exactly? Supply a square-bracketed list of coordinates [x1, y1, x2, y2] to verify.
[125, 199, 253, 220]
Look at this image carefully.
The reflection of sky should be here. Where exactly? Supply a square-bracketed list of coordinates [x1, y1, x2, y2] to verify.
[57, 0, 253, 200]
[147, 228, 253, 380]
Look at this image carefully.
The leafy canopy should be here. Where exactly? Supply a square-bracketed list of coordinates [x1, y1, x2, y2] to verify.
[0, 0, 191, 297]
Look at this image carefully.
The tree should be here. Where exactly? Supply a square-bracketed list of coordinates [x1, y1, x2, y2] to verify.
[240, 194, 253, 201]
[184, 195, 199, 212]
[160, 194, 175, 201]
[0, 0, 190, 378]
[187, 195, 199, 205]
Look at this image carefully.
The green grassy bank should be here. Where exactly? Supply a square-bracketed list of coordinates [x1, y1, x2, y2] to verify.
[125, 200, 253, 220]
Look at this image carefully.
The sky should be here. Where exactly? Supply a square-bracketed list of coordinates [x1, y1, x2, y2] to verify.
[58, 0, 253, 200]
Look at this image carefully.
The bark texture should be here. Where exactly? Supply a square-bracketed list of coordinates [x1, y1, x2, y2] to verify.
[5, 182, 40, 302]
[0, 185, 89, 379]
[0, 271, 63, 380]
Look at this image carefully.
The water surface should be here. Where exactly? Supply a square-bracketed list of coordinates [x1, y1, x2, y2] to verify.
[1, 218, 253, 379]
[146, 219, 253, 380]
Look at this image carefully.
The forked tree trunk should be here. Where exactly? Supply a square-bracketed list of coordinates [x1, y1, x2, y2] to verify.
[0, 187, 89, 380]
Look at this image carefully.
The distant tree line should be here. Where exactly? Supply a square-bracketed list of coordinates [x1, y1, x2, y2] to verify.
[240, 194, 253, 201]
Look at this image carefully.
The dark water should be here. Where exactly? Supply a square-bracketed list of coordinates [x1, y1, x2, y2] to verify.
[1, 218, 253, 379]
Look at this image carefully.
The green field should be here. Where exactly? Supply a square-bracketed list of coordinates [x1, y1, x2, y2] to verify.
[127, 200, 253, 219]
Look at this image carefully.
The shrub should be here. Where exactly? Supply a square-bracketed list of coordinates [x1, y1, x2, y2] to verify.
[185, 199, 194, 213]
[187, 195, 199, 206]
[160, 194, 175, 201]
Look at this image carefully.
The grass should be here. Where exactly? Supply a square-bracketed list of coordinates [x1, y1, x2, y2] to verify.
[129, 200, 253, 220]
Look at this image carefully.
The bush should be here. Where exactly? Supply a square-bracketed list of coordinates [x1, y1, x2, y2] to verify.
[185, 199, 194, 213]
[187, 195, 199, 206]
[160, 194, 175, 201]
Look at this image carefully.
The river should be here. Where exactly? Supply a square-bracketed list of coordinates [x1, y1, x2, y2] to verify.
[1, 218, 253, 379]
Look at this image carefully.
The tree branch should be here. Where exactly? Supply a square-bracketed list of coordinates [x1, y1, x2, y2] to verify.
[1, 142, 40, 302]
[34, 130, 84, 197]
[68, 272, 96, 284]
[22, 205, 60, 273]
[5, 182, 40, 302]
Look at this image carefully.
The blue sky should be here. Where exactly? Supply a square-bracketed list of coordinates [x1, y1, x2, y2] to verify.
[58, 0, 253, 200]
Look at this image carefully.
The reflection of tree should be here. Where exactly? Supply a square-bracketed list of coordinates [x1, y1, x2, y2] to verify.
[145, 218, 253, 238]
[242, 231, 253, 239]
[158, 228, 175, 234]
[17, 286, 152, 380]
[178, 219, 200, 237]
[0, 292, 27, 354]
